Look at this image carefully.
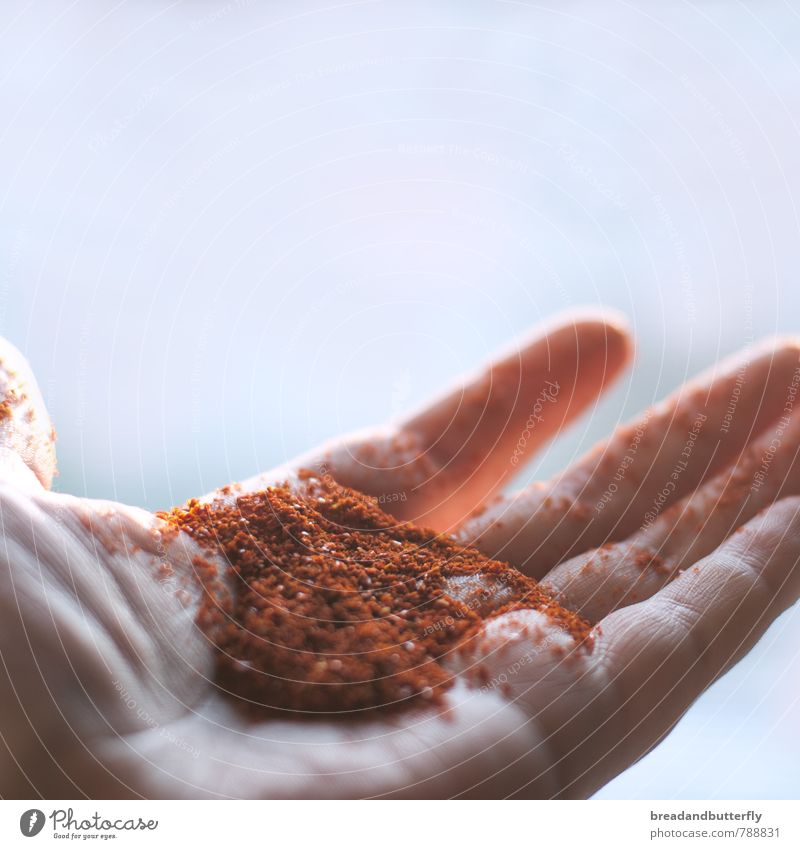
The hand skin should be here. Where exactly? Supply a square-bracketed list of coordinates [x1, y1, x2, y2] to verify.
[1, 313, 800, 799]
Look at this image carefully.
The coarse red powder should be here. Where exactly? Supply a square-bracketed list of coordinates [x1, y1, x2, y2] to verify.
[160, 473, 591, 716]
[0, 388, 22, 422]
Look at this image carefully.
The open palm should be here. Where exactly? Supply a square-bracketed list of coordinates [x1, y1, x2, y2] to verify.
[2, 314, 799, 799]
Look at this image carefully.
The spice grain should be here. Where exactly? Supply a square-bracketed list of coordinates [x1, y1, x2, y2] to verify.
[162, 474, 590, 715]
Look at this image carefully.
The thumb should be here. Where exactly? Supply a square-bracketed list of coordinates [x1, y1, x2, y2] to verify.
[0, 338, 56, 490]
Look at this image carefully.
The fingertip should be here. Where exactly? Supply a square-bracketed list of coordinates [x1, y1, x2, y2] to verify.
[564, 305, 632, 335]
[574, 308, 634, 364]
[760, 336, 800, 375]
[758, 333, 800, 354]
[716, 334, 800, 373]
[532, 306, 634, 372]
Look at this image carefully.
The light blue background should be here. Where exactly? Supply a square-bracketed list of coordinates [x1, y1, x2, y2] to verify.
[1, 0, 798, 798]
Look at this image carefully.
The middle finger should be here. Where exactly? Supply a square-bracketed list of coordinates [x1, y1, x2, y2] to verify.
[458, 338, 800, 578]
[544, 405, 800, 621]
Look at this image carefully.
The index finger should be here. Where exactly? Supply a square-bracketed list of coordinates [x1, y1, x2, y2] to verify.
[225, 310, 632, 530]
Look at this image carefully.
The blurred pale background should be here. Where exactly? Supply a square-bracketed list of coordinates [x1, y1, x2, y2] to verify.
[2, 0, 799, 797]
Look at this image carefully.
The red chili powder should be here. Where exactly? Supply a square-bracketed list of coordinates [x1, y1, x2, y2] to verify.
[161, 473, 591, 715]
[0, 388, 22, 422]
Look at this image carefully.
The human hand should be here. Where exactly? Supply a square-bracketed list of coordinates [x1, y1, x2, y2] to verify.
[2, 314, 799, 798]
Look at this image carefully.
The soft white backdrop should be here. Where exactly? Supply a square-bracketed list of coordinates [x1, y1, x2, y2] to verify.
[1, 0, 799, 798]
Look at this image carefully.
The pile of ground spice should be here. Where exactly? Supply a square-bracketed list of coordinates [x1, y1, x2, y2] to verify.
[161, 473, 591, 715]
